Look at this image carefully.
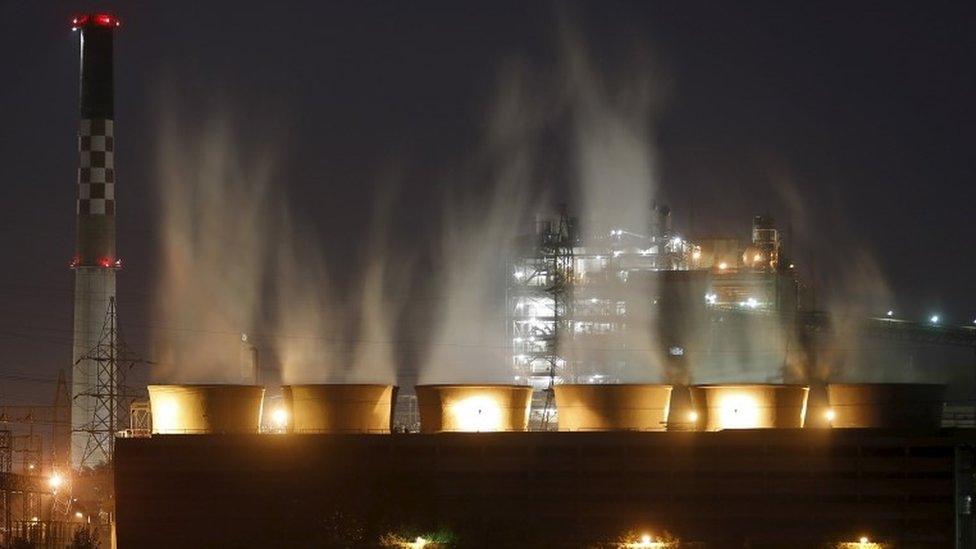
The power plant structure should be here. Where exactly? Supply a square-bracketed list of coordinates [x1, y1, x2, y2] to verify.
[113, 380, 976, 547]
[10, 8, 975, 549]
[70, 13, 123, 469]
[509, 206, 803, 427]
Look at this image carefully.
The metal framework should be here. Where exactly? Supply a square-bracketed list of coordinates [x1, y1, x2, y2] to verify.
[74, 297, 147, 466]
[510, 207, 577, 429]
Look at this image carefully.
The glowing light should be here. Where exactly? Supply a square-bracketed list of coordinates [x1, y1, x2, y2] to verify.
[449, 395, 503, 432]
[886, 310, 894, 317]
[705, 293, 717, 305]
[745, 297, 759, 309]
[825, 409, 836, 422]
[74, 512, 84, 519]
[410, 537, 428, 549]
[94, 14, 119, 27]
[930, 315, 940, 324]
[620, 532, 672, 548]
[48, 472, 64, 490]
[718, 262, 728, 270]
[753, 253, 762, 262]
[716, 393, 761, 429]
[513, 270, 525, 280]
[613, 250, 623, 257]
[837, 537, 883, 549]
[27, 463, 35, 470]
[687, 411, 698, 422]
[272, 408, 288, 429]
[154, 400, 180, 433]
[692, 249, 701, 260]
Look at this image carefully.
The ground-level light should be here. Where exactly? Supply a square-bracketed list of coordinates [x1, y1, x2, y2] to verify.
[48, 472, 64, 490]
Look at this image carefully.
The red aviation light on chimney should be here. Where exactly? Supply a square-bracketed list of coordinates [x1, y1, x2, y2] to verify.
[71, 13, 121, 31]
[96, 257, 122, 269]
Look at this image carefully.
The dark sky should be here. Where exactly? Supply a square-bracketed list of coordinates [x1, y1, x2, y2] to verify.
[0, 1, 973, 402]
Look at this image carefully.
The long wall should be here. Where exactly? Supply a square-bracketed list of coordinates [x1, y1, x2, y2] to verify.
[115, 429, 974, 548]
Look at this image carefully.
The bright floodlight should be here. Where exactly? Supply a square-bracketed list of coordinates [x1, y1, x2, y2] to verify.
[48, 472, 64, 490]
[718, 262, 728, 270]
[687, 411, 699, 423]
[154, 400, 180, 433]
[716, 393, 761, 429]
[825, 409, 836, 422]
[450, 395, 503, 432]
[272, 407, 288, 429]
[641, 534, 652, 545]
[410, 537, 428, 549]
[886, 310, 893, 317]
[860, 537, 869, 544]
[930, 315, 940, 324]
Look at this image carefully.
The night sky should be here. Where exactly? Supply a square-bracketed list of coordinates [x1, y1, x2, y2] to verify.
[0, 1, 973, 403]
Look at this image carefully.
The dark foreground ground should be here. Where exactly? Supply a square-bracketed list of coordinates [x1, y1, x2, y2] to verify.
[115, 429, 975, 548]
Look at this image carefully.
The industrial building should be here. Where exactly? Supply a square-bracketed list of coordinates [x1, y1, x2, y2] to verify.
[509, 205, 807, 426]
[110, 381, 976, 548]
[10, 8, 974, 549]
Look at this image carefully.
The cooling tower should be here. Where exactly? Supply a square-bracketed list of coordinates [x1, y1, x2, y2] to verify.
[415, 385, 532, 433]
[282, 384, 396, 433]
[826, 383, 945, 429]
[689, 384, 808, 431]
[554, 384, 672, 431]
[148, 385, 265, 434]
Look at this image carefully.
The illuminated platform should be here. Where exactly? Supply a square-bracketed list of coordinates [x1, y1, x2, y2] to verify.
[115, 429, 975, 548]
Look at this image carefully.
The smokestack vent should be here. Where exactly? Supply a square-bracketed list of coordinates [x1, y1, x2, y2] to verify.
[148, 384, 265, 434]
[826, 383, 945, 429]
[554, 384, 672, 431]
[282, 384, 396, 433]
[416, 384, 532, 433]
[689, 384, 808, 431]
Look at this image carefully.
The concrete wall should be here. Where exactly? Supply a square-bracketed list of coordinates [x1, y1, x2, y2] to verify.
[115, 429, 972, 548]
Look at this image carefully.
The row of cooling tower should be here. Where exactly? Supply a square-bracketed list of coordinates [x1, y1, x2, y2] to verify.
[147, 383, 946, 434]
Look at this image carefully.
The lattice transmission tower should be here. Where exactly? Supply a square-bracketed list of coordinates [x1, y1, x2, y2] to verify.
[74, 297, 146, 465]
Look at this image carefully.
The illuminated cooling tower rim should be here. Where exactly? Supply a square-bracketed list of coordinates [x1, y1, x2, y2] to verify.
[689, 384, 809, 431]
[148, 384, 265, 435]
[415, 384, 532, 433]
[826, 382, 946, 429]
[281, 384, 396, 433]
[553, 384, 673, 431]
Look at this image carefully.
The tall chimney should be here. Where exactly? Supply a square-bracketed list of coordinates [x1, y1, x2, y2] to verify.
[70, 13, 121, 468]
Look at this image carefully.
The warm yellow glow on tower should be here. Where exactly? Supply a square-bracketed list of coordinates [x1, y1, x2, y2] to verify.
[449, 395, 504, 432]
[715, 392, 761, 429]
